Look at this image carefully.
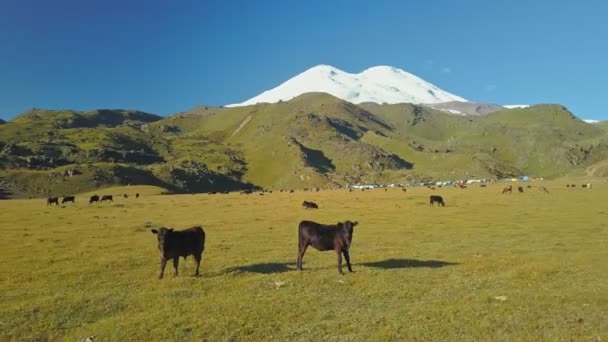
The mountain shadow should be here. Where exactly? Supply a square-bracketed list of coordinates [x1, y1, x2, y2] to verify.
[290, 138, 336, 174]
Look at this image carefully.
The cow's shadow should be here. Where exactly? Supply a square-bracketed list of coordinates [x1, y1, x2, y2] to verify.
[359, 258, 458, 269]
[224, 262, 296, 274]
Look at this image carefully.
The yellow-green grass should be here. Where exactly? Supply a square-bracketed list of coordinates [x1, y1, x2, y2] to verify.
[1, 181, 607, 340]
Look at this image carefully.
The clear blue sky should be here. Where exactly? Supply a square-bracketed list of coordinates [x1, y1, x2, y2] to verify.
[1, 0, 607, 120]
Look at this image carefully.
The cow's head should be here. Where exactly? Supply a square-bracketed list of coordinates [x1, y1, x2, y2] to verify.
[151, 227, 174, 253]
[340, 221, 358, 244]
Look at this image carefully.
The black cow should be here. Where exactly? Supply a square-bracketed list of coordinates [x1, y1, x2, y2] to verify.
[89, 195, 100, 204]
[302, 201, 319, 209]
[62, 196, 75, 204]
[290, 190, 295, 193]
[151, 226, 206, 279]
[429, 195, 445, 207]
[47, 197, 59, 206]
[123, 194, 129, 198]
[297, 220, 358, 274]
[517, 186, 524, 193]
[136, 193, 140, 198]
[241, 190, 253, 195]
[100, 195, 113, 202]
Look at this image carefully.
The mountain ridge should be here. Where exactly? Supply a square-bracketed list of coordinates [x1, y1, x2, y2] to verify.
[1, 94, 607, 198]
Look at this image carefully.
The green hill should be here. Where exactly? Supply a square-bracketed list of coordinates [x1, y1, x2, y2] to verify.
[1, 95, 607, 197]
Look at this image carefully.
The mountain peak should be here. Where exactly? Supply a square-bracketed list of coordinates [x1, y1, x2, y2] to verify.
[227, 65, 467, 107]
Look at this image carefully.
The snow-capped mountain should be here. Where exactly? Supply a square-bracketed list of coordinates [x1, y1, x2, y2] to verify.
[227, 65, 467, 107]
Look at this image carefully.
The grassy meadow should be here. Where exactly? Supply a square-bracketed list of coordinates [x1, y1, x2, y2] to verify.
[1, 181, 607, 341]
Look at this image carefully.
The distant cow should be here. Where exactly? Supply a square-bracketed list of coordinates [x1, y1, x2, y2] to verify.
[151, 226, 206, 279]
[136, 193, 140, 198]
[302, 201, 319, 209]
[517, 186, 524, 193]
[62, 196, 75, 204]
[571, 184, 576, 188]
[527, 185, 532, 189]
[502, 185, 512, 194]
[47, 197, 59, 206]
[89, 195, 100, 204]
[429, 195, 445, 207]
[241, 190, 253, 195]
[297, 220, 358, 274]
[480, 184, 487, 188]
[290, 190, 295, 193]
[402, 188, 407, 192]
[582, 183, 592, 189]
[123, 194, 129, 198]
[100, 195, 113, 202]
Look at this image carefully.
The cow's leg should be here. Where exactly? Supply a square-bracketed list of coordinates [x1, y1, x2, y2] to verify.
[159, 258, 167, 279]
[194, 254, 202, 277]
[173, 257, 179, 276]
[343, 249, 353, 272]
[336, 251, 344, 275]
[297, 243, 309, 270]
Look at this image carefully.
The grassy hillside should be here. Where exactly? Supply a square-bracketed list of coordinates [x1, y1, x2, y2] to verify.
[1, 181, 607, 340]
[1, 95, 608, 197]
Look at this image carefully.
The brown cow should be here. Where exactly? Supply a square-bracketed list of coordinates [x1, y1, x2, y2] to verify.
[502, 185, 512, 194]
[517, 186, 524, 193]
[297, 220, 358, 274]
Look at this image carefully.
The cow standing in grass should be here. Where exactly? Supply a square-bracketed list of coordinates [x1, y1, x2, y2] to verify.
[297, 220, 358, 274]
[62, 196, 75, 204]
[100, 195, 113, 203]
[429, 195, 445, 207]
[89, 195, 100, 204]
[302, 201, 319, 209]
[47, 197, 59, 206]
[151, 226, 206, 279]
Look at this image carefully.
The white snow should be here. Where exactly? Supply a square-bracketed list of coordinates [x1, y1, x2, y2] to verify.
[227, 65, 467, 107]
[583, 119, 599, 123]
[503, 105, 530, 109]
[439, 109, 466, 116]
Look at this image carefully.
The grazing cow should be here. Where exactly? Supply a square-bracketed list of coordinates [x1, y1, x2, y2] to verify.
[429, 195, 445, 207]
[349, 189, 353, 192]
[47, 197, 59, 206]
[151, 226, 206, 279]
[89, 195, 100, 204]
[502, 185, 512, 194]
[571, 184, 576, 188]
[297, 220, 358, 274]
[582, 183, 592, 189]
[62, 196, 75, 204]
[566, 184, 570, 188]
[135, 193, 140, 198]
[123, 194, 129, 198]
[402, 188, 407, 192]
[302, 201, 319, 209]
[259, 193, 264, 196]
[480, 184, 487, 188]
[517, 186, 524, 193]
[290, 190, 295, 193]
[527, 185, 532, 189]
[240, 190, 253, 195]
[100, 195, 113, 202]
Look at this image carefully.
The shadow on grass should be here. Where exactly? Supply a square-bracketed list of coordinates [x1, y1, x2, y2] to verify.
[360, 258, 458, 269]
[224, 262, 296, 274]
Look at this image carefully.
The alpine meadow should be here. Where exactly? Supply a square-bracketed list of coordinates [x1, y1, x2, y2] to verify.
[2, 1, 608, 340]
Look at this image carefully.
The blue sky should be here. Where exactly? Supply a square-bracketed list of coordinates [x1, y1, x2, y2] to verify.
[1, 0, 607, 120]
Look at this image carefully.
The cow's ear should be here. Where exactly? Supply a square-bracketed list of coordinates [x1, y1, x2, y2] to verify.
[169, 228, 174, 232]
[353, 221, 359, 226]
[151, 229, 158, 234]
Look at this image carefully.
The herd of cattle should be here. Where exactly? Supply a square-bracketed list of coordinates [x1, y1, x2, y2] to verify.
[45, 181, 595, 278]
[46, 193, 140, 206]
